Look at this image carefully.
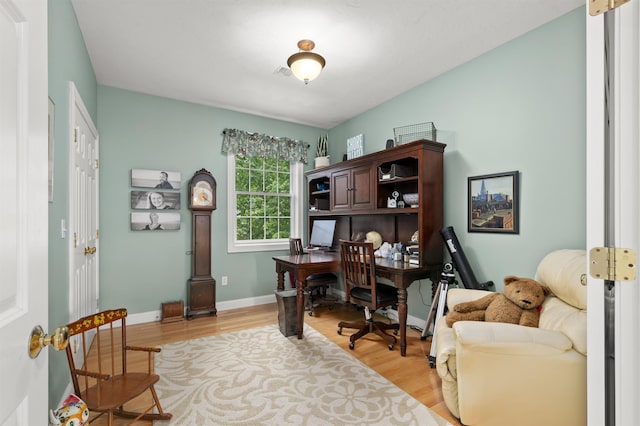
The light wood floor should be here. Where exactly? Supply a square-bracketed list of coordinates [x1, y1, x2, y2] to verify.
[82, 302, 462, 425]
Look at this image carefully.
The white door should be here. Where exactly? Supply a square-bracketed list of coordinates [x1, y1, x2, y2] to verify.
[586, 2, 640, 424]
[69, 83, 99, 322]
[0, 0, 49, 423]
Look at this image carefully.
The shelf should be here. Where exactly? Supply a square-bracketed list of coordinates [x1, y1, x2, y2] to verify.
[378, 176, 418, 185]
[311, 189, 331, 195]
[309, 207, 419, 216]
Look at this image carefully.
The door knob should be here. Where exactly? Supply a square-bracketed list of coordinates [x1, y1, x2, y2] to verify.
[29, 325, 69, 359]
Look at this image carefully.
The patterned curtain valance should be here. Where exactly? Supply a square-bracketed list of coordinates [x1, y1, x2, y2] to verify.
[221, 128, 310, 164]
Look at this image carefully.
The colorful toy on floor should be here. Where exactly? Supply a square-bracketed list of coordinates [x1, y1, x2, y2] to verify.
[49, 394, 89, 426]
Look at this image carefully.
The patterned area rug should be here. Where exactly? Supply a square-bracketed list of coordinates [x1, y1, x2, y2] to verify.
[154, 324, 451, 425]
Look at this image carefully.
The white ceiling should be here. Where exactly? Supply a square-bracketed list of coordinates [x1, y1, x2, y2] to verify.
[71, 0, 583, 129]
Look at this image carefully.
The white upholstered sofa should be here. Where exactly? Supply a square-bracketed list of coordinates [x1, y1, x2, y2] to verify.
[434, 249, 587, 426]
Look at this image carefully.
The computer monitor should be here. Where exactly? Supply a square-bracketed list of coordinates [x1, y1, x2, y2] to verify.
[308, 219, 336, 248]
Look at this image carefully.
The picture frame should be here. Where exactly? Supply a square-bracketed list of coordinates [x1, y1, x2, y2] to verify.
[131, 168, 181, 189]
[346, 134, 364, 160]
[468, 171, 519, 234]
[131, 190, 180, 210]
[131, 212, 181, 231]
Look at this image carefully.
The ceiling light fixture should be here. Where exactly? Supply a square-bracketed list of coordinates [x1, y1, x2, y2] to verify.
[287, 39, 326, 85]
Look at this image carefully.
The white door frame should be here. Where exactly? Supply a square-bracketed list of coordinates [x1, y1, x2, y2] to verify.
[0, 0, 49, 422]
[586, 2, 640, 424]
[68, 82, 99, 323]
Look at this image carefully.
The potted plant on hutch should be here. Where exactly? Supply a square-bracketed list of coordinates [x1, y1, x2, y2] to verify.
[315, 134, 330, 169]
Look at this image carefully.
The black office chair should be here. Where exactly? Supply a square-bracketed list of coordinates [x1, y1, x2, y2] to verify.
[337, 240, 399, 350]
[289, 238, 336, 316]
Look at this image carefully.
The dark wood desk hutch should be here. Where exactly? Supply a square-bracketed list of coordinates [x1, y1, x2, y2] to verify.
[306, 139, 445, 279]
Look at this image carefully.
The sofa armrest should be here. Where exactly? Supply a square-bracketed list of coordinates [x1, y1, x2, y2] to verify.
[452, 321, 586, 426]
[434, 319, 457, 381]
[453, 321, 574, 355]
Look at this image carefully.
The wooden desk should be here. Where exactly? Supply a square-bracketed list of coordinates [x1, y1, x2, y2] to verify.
[273, 252, 439, 356]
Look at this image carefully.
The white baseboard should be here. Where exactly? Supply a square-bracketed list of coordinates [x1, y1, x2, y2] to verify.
[126, 291, 428, 331]
[126, 294, 276, 326]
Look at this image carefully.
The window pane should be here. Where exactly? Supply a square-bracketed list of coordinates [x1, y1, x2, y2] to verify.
[278, 196, 291, 216]
[265, 196, 279, 216]
[250, 196, 264, 216]
[249, 170, 264, 192]
[277, 158, 289, 171]
[237, 195, 251, 216]
[278, 172, 290, 193]
[265, 218, 279, 239]
[264, 157, 277, 171]
[280, 218, 291, 238]
[237, 218, 250, 240]
[249, 156, 263, 169]
[251, 218, 265, 239]
[264, 171, 278, 193]
[236, 168, 249, 191]
[236, 156, 251, 168]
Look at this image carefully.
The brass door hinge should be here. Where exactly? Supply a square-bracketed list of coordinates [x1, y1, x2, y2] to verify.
[589, 0, 630, 16]
[590, 247, 637, 281]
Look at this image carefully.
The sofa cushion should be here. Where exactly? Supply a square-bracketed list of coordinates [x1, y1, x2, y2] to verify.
[540, 296, 587, 355]
[535, 249, 586, 310]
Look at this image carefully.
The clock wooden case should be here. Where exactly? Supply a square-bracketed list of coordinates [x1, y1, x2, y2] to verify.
[187, 168, 217, 319]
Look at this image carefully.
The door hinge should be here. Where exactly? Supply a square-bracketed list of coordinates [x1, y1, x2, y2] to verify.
[95, 159, 99, 169]
[96, 229, 100, 239]
[589, 247, 637, 281]
[74, 127, 78, 144]
[73, 232, 77, 249]
[589, 0, 630, 16]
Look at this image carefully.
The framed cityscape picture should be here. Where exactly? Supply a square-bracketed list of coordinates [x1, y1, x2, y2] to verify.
[468, 171, 519, 234]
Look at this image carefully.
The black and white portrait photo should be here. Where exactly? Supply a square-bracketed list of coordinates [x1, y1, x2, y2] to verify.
[131, 168, 181, 189]
[131, 191, 180, 210]
[131, 212, 180, 231]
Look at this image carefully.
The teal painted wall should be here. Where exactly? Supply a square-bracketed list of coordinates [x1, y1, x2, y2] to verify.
[47, 2, 586, 406]
[48, 0, 98, 409]
[97, 87, 322, 311]
[330, 7, 586, 318]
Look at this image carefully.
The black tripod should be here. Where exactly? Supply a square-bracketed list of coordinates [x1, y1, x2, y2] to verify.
[421, 262, 457, 367]
[421, 226, 494, 367]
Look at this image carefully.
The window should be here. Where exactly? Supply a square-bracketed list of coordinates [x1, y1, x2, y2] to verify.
[227, 155, 303, 252]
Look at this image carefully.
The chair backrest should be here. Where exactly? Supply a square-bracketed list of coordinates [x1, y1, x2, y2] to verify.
[289, 237, 303, 255]
[340, 240, 380, 308]
[65, 308, 130, 399]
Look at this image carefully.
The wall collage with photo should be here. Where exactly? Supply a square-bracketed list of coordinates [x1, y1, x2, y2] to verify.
[130, 169, 182, 231]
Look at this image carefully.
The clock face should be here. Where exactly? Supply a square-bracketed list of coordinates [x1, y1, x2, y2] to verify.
[192, 182, 213, 207]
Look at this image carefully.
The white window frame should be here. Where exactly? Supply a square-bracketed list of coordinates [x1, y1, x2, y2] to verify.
[227, 154, 303, 253]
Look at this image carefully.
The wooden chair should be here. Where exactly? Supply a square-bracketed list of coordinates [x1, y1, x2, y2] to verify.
[289, 237, 336, 316]
[337, 240, 399, 350]
[64, 308, 172, 425]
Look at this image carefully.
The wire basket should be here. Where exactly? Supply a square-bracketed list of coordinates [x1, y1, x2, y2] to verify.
[393, 122, 437, 145]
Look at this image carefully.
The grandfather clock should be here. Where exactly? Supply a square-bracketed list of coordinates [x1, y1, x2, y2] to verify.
[186, 168, 217, 319]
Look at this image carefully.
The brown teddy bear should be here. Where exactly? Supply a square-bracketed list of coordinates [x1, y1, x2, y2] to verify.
[445, 275, 551, 328]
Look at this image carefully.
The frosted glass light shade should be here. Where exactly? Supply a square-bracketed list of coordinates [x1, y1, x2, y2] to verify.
[287, 52, 325, 84]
